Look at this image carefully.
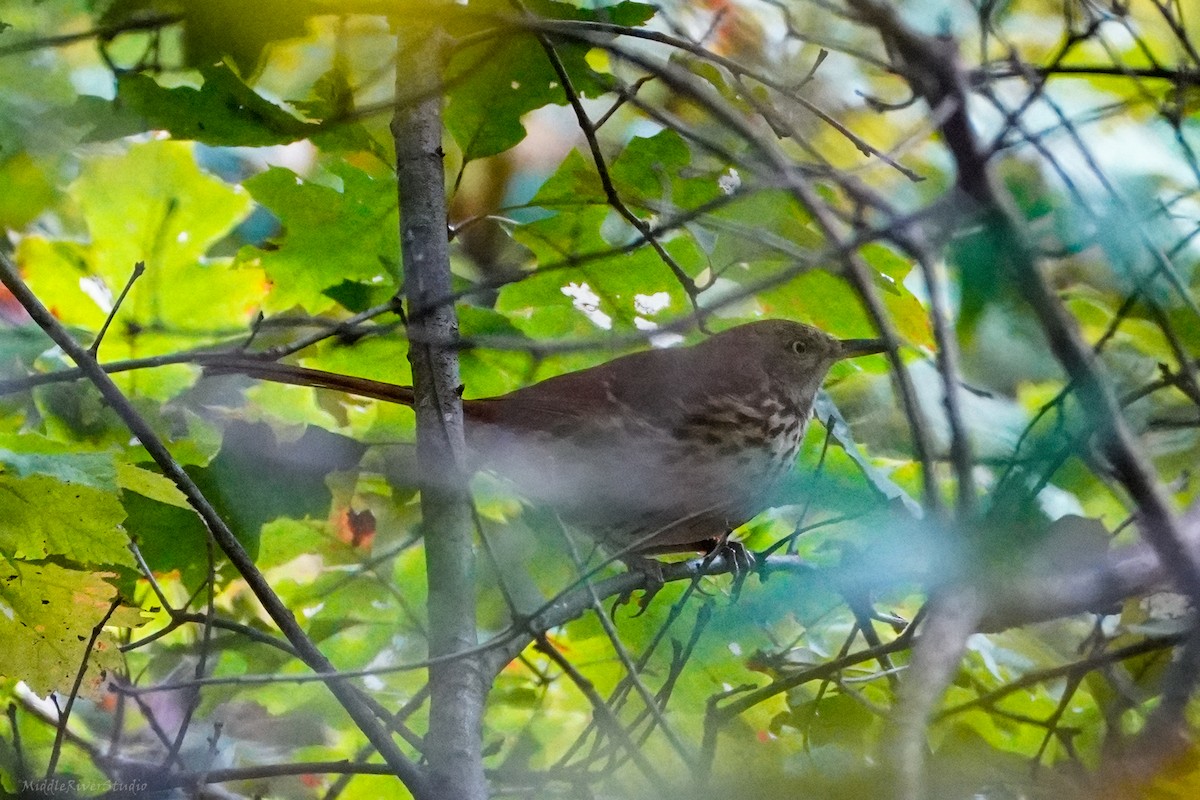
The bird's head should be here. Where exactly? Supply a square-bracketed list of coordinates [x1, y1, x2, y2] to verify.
[706, 319, 886, 406]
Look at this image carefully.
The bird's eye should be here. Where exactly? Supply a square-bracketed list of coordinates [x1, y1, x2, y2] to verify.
[790, 340, 808, 354]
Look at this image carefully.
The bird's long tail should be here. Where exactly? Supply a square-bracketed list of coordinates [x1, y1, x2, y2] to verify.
[202, 356, 417, 406]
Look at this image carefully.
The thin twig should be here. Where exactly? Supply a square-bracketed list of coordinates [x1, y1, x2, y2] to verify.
[45, 599, 120, 778]
[0, 250, 429, 795]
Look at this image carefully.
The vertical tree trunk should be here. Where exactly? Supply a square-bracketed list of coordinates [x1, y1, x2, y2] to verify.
[391, 22, 487, 800]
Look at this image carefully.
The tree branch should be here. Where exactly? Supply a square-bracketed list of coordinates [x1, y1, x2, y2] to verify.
[391, 18, 487, 800]
[0, 251, 429, 796]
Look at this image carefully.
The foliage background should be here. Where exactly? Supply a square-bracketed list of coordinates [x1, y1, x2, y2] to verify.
[0, 0, 1198, 798]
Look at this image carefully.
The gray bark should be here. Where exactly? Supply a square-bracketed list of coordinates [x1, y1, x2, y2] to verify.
[392, 22, 488, 800]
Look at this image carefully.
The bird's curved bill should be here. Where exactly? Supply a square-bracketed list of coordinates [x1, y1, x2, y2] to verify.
[837, 338, 887, 359]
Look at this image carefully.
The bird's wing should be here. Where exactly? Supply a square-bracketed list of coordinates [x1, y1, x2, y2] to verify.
[465, 342, 765, 434]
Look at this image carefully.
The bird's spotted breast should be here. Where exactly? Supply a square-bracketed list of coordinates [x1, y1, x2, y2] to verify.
[673, 393, 808, 483]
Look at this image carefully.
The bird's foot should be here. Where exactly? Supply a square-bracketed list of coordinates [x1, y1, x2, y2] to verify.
[703, 537, 756, 601]
[723, 538, 757, 573]
[612, 555, 666, 616]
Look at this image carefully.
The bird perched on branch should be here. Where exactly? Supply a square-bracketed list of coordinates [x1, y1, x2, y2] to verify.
[205, 320, 884, 565]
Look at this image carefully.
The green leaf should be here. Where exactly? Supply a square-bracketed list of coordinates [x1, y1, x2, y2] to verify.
[529, 149, 606, 209]
[458, 306, 538, 398]
[791, 693, 877, 747]
[861, 244, 935, 348]
[90, 64, 318, 147]
[744, 260, 932, 349]
[501, 205, 695, 331]
[0, 434, 116, 490]
[239, 163, 399, 311]
[120, 491, 210, 585]
[321, 279, 395, 314]
[18, 141, 262, 386]
[198, 422, 366, 538]
[115, 462, 190, 509]
[754, 269, 868, 337]
[445, 1, 656, 161]
[176, 0, 315, 77]
[531, 130, 722, 214]
[127, 422, 366, 582]
[950, 218, 1018, 334]
[813, 392, 923, 517]
[0, 326, 54, 376]
[445, 36, 563, 163]
[0, 25, 78, 163]
[706, 190, 823, 270]
[61, 94, 149, 143]
[255, 516, 338, 571]
[291, 65, 385, 157]
[0, 472, 132, 567]
[608, 129, 721, 211]
[0, 153, 56, 230]
[0, 561, 124, 696]
[673, 53, 753, 115]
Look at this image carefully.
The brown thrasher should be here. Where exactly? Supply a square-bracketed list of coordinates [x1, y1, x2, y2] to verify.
[205, 320, 884, 560]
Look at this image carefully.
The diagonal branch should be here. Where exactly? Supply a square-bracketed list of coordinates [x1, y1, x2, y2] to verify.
[0, 250, 429, 796]
[842, 1, 1200, 792]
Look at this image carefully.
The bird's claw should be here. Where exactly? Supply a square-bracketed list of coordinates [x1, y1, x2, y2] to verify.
[723, 538, 756, 574]
[613, 539, 756, 614]
[705, 538, 756, 601]
[612, 556, 666, 616]
[632, 558, 665, 615]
